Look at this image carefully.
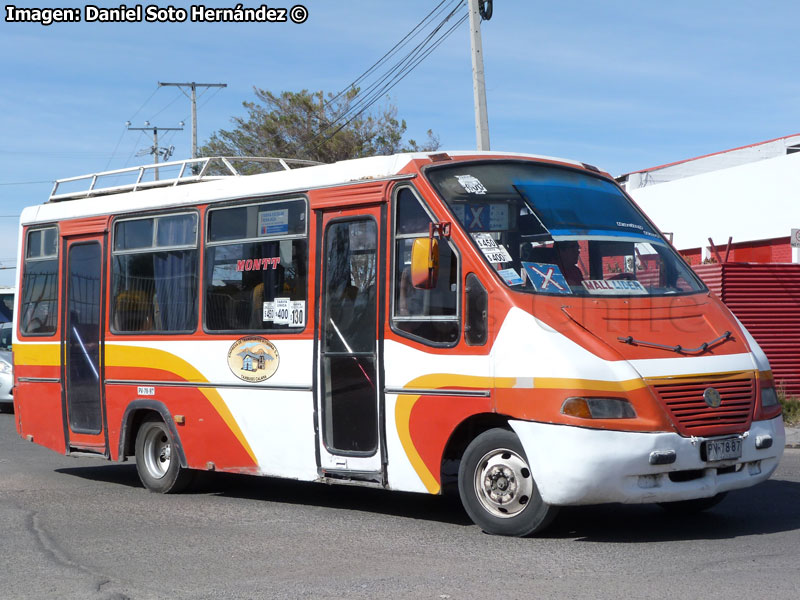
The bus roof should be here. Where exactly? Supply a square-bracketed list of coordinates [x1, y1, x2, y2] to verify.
[21, 151, 589, 226]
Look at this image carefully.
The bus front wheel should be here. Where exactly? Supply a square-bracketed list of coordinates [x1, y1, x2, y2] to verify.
[458, 428, 558, 536]
[134, 417, 194, 493]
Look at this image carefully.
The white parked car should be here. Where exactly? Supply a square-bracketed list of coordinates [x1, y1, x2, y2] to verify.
[0, 322, 12, 411]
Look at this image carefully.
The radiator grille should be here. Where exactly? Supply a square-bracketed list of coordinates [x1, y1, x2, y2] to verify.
[649, 376, 755, 437]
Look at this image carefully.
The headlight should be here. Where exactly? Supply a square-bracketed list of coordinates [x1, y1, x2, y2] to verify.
[561, 397, 637, 419]
[761, 386, 779, 407]
[0, 360, 11, 374]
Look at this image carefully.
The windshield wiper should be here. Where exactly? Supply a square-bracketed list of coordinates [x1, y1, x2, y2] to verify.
[617, 331, 732, 355]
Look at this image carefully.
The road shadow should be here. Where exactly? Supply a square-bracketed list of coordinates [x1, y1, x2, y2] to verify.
[205, 471, 474, 526]
[545, 478, 800, 542]
[54, 463, 473, 526]
[55, 462, 800, 538]
[55, 463, 143, 489]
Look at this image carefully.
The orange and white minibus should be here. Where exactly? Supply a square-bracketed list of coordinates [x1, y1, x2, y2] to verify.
[13, 152, 784, 536]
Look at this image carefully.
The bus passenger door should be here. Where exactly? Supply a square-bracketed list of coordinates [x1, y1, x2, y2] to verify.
[316, 207, 384, 480]
[62, 235, 108, 455]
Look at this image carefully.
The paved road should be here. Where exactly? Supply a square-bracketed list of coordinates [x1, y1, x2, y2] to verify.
[2, 411, 799, 600]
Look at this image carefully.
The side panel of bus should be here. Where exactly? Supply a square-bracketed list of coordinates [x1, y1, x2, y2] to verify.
[381, 180, 502, 495]
[14, 176, 510, 496]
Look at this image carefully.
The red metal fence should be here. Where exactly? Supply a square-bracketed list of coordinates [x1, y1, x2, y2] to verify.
[693, 263, 800, 396]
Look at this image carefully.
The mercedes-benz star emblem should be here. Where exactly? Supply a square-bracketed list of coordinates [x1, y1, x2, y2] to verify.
[703, 387, 722, 408]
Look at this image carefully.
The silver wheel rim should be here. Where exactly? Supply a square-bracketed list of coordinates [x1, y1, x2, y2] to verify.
[473, 447, 534, 518]
[142, 426, 171, 479]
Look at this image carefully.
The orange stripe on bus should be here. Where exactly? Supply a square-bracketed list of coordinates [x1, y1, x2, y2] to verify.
[105, 345, 257, 466]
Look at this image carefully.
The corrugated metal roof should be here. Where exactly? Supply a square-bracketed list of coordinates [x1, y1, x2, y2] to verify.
[694, 263, 800, 395]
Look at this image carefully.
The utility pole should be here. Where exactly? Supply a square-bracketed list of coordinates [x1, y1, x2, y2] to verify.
[127, 122, 184, 180]
[468, 0, 491, 151]
[158, 82, 227, 159]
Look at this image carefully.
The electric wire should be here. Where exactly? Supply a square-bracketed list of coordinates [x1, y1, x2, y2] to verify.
[329, 0, 463, 123]
[103, 125, 129, 171]
[334, 4, 466, 126]
[104, 85, 160, 170]
[149, 88, 186, 120]
[197, 85, 225, 111]
[0, 181, 52, 186]
[123, 131, 149, 168]
[326, 0, 453, 106]
[306, 2, 468, 153]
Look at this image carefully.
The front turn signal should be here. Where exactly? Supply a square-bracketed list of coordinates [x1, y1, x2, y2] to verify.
[561, 397, 637, 419]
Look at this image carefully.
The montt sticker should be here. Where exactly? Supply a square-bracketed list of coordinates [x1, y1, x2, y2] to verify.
[227, 336, 280, 382]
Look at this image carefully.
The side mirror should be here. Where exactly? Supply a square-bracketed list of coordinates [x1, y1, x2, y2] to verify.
[410, 237, 439, 289]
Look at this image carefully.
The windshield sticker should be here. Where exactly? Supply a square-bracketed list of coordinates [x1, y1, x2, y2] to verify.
[497, 268, 524, 286]
[582, 279, 648, 295]
[262, 301, 275, 322]
[289, 300, 305, 328]
[273, 297, 290, 325]
[259, 209, 289, 236]
[522, 262, 572, 295]
[482, 244, 513, 264]
[472, 232, 498, 249]
[453, 203, 510, 231]
[455, 174, 488, 195]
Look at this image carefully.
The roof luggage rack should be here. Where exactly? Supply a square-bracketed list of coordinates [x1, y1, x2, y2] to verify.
[48, 156, 322, 202]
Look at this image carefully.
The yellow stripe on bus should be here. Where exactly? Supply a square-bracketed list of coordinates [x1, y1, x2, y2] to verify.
[532, 377, 647, 392]
[395, 374, 515, 495]
[105, 345, 258, 466]
[14, 342, 61, 366]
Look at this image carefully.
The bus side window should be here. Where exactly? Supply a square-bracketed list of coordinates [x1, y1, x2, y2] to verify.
[20, 226, 59, 335]
[204, 198, 308, 333]
[391, 187, 459, 345]
[111, 213, 199, 333]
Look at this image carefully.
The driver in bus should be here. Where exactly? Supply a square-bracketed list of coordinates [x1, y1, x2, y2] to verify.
[554, 240, 584, 286]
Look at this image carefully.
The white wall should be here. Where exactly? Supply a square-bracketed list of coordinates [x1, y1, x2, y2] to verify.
[628, 152, 800, 262]
[625, 135, 800, 189]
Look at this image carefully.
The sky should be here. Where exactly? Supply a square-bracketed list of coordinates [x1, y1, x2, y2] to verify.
[1, 0, 798, 286]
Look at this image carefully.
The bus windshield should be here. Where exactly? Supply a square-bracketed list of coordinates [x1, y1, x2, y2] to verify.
[426, 161, 705, 297]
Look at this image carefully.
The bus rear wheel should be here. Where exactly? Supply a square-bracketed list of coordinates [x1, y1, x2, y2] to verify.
[458, 428, 558, 536]
[135, 417, 194, 493]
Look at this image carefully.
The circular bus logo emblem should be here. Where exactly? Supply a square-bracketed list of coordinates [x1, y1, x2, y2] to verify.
[703, 387, 722, 408]
[227, 336, 279, 382]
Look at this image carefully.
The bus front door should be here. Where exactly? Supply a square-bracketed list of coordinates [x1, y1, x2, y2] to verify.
[316, 207, 384, 480]
[62, 236, 107, 455]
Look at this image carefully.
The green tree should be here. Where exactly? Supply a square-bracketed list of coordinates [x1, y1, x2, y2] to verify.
[201, 88, 440, 166]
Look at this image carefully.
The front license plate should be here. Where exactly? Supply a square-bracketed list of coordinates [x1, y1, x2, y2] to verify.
[704, 437, 742, 462]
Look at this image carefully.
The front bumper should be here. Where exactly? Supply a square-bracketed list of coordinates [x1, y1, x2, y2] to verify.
[511, 416, 785, 506]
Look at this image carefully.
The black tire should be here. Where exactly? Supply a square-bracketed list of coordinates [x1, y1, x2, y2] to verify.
[458, 428, 558, 536]
[134, 417, 195, 493]
[658, 492, 727, 515]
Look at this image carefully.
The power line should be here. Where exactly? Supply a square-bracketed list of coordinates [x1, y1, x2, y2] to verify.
[329, 0, 464, 124]
[104, 86, 160, 169]
[159, 82, 227, 159]
[337, 4, 466, 124]
[104, 125, 129, 170]
[149, 88, 186, 119]
[0, 180, 51, 186]
[123, 130, 148, 168]
[128, 86, 160, 122]
[327, 0, 454, 106]
[305, 2, 468, 153]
